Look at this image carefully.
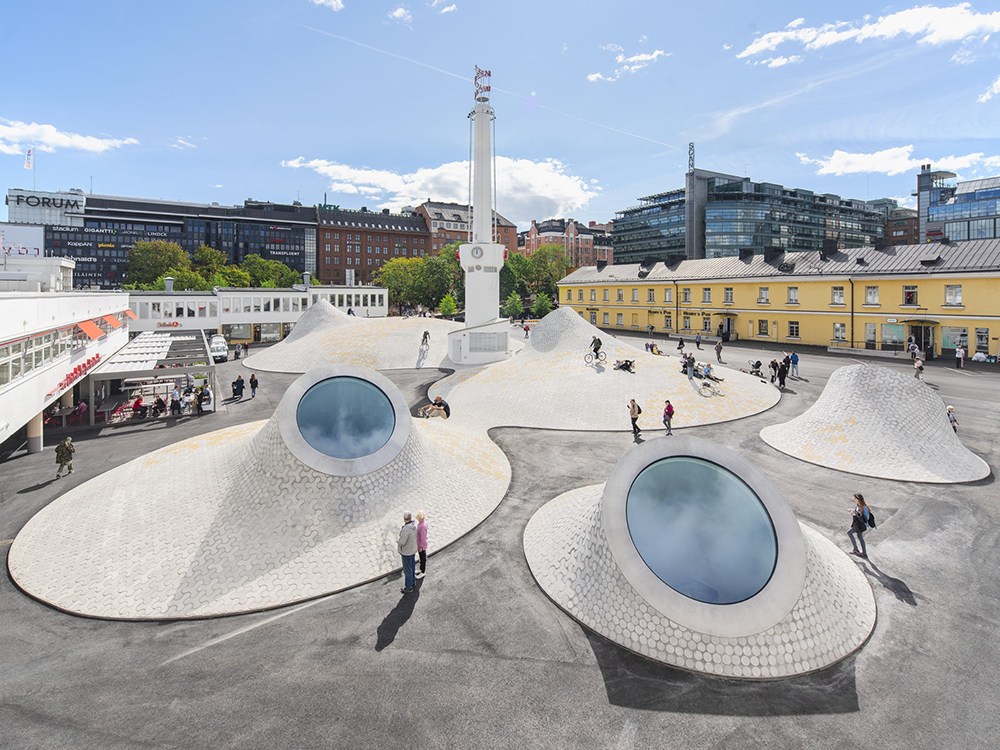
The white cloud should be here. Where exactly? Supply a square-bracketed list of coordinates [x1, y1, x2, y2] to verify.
[722, 43, 733, 50]
[787, 17, 806, 29]
[439, 4, 456, 12]
[170, 137, 197, 150]
[753, 55, 802, 68]
[588, 44, 670, 82]
[738, 4, 1000, 60]
[638, 35, 648, 44]
[388, 5, 413, 23]
[308, 0, 344, 10]
[977, 74, 1000, 102]
[0, 119, 138, 154]
[282, 156, 600, 227]
[796, 145, 996, 175]
[214, 184, 224, 188]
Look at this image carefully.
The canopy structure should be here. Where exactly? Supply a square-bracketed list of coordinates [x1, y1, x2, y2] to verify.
[84, 330, 218, 425]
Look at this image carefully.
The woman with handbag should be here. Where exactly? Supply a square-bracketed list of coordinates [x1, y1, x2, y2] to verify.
[848, 493, 871, 559]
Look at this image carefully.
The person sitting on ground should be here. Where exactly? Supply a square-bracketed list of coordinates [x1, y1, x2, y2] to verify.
[650, 342, 663, 356]
[418, 395, 451, 419]
[614, 359, 636, 373]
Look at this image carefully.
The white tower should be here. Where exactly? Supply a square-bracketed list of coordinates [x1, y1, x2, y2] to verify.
[448, 67, 511, 364]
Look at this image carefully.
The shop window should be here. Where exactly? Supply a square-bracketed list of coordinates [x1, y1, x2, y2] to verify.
[975, 328, 989, 352]
[616, 313, 623, 326]
[788, 321, 800, 338]
[758, 319, 769, 336]
[664, 315, 672, 330]
[683, 316, 691, 330]
[702, 317, 711, 331]
[603, 313, 609, 325]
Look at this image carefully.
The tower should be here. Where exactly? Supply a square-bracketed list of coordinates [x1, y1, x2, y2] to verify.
[448, 67, 512, 364]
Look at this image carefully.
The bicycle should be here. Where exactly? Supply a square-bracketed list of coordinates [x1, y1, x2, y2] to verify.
[585, 350, 607, 365]
[699, 381, 725, 398]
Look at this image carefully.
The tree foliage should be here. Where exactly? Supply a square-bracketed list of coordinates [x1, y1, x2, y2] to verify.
[151, 268, 210, 291]
[193, 245, 229, 280]
[502, 291, 524, 318]
[527, 245, 571, 299]
[126, 241, 190, 286]
[531, 291, 553, 318]
[439, 293, 457, 316]
[240, 254, 300, 288]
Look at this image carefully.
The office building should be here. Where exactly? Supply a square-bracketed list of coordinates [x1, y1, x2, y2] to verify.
[519, 218, 610, 266]
[613, 169, 886, 264]
[917, 165, 1000, 244]
[6, 189, 317, 288]
[415, 201, 517, 259]
[316, 205, 431, 285]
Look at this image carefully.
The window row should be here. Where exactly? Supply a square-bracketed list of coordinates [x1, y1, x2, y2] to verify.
[565, 284, 963, 307]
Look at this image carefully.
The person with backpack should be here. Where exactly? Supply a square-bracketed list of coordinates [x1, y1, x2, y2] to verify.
[628, 399, 642, 436]
[848, 492, 875, 559]
[55, 436, 75, 479]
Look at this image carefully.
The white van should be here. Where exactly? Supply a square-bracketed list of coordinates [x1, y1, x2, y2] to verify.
[209, 335, 229, 363]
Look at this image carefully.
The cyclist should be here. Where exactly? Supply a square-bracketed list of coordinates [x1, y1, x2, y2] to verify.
[591, 336, 602, 356]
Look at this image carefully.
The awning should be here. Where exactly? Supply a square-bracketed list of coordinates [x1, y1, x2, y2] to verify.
[712, 312, 739, 317]
[77, 320, 104, 340]
[103, 314, 123, 329]
[124, 309, 138, 320]
[905, 319, 940, 325]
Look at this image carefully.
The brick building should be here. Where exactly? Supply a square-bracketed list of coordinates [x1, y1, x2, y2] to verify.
[316, 206, 431, 285]
[520, 218, 612, 266]
[415, 201, 517, 258]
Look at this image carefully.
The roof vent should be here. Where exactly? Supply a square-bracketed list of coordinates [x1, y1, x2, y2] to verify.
[596, 260, 608, 271]
[777, 262, 795, 273]
[738, 248, 754, 262]
[919, 252, 941, 266]
[855, 257, 867, 265]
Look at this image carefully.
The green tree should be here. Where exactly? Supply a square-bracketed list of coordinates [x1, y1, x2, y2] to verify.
[376, 257, 422, 313]
[218, 265, 251, 288]
[500, 252, 531, 301]
[531, 291, 553, 318]
[415, 254, 455, 309]
[192, 245, 229, 280]
[240, 254, 299, 287]
[439, 292, 457, 316]
[527, 245, 571, 295]
[502, 291, 523, 318]
[126, 240, 190, 286]
[151, 268, 210, 291]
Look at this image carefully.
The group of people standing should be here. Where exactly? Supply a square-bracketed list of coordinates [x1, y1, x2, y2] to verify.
[396, 511, 429, 594]
[767, 351, 799, 388]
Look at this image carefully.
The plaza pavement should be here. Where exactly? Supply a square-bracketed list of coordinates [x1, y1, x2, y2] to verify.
[1, 334, 998, 748]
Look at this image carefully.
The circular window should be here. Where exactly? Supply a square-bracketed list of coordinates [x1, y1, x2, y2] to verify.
[296, 377, 395, 460]
[278, 365, 411, 477]
[602, 436, 806, 638]
[626, 457, 777, 604]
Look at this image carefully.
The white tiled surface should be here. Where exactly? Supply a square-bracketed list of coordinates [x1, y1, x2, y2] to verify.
[523, 483, 877, 679]
[760, 364, 991, 483]
[8, 413, 510, 619]
[430, 308, 780, 431]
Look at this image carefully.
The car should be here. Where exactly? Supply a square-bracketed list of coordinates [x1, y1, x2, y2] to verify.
[209, 335, 229, 363]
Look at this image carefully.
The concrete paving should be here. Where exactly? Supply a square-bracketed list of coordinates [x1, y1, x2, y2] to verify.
[1, 338, 999, 748]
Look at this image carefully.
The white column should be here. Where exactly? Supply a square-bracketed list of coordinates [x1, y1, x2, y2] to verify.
[471, 100, 493, 243]
[27, 411, 43, 454]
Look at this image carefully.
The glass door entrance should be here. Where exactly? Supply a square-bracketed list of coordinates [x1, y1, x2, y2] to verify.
[909, 325, 936, 359]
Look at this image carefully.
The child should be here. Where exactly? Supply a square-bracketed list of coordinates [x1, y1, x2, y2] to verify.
[415, 510, 428, 579]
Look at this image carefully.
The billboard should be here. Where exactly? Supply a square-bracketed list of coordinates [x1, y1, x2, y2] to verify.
[1, 223, 44, 257]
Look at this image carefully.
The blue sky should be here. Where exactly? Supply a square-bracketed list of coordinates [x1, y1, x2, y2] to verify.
[3, 1, 1000, 228]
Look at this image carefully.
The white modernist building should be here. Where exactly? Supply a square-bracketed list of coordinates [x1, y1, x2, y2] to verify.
[128, 284, 388, 342]
[449, 67, 511, 365]
[0, 292, 132, 453]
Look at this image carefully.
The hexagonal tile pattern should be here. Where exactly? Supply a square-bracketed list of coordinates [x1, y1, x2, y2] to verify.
[760, 364, 991, 483]
[8, 412, 510, 620]
[430, 307, 780, 431]
[523, 484, 877, 679]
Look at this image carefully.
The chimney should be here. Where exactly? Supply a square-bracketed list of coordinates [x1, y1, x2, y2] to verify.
[302, 271, 311, 287]
[164, 276, 174, 293]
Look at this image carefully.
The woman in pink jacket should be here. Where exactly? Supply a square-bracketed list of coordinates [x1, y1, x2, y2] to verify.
[415, 510, 428, 579]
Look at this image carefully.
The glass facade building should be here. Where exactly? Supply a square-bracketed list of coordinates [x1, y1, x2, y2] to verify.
[921, 171, 1000, 243]
[613, 170, 885, 264]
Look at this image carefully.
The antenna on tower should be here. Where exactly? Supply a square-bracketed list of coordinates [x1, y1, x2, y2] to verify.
[688, 142, 695, 172]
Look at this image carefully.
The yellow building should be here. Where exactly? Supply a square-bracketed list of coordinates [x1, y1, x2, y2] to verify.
[557, 240, 1000, 359]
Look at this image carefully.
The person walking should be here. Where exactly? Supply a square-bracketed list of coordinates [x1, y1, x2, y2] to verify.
[908, 340, 919, 360]
[769, 359, 779, 384]
[55, 436, 74, 478]
[848, 493, 871, 559]
[715, 340, 723, 363]
[233, 374, 245, 400]
[662, 400, 674, 435]
[397, 512, 418, 594]
[676, 336, 685, 351]
[789, 351, 799, 378]
[955, 344, 965, 369]
[695, 332, 702, 349]
[947, 405, 959, 433]
[628, 399, 642, 435]
[249, 373, 259, 399]
[913, 357, 924, 381]
[415, 510, 428, 579]
[687, 353, 696, 381]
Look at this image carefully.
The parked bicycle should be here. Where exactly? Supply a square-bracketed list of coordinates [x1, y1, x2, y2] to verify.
[585, 350, 607, 365]
[699, 381, 725, 398]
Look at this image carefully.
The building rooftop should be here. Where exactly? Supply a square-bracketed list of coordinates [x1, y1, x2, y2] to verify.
[560, 238, 1000, 284]
[420, 201, 516, 228]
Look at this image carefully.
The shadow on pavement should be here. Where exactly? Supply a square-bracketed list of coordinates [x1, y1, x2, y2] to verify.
[585, 630, 860, 715]
[16, 479, 59, 494]
[862, 560, 919, 606]
[375, 578, 422, 652]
